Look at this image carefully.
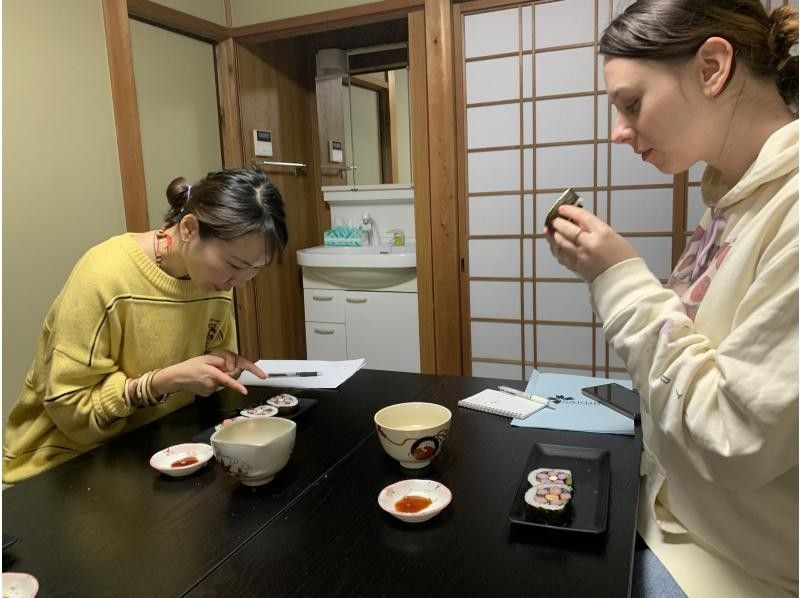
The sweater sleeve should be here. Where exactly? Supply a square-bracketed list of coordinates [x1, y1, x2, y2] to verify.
[591, 248, 798, 490]
[41, 254, 136, 446]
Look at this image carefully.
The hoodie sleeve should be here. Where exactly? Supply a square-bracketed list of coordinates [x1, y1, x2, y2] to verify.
[591, 239, 798, 490]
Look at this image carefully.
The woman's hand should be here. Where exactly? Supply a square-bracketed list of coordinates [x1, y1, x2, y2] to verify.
[545, 205, 639, 282]
[206, 349, 266, 381]
[151, 353, 266, 397]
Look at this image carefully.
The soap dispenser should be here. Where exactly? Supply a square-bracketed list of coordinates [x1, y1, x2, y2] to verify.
[387, 229, 405, 246]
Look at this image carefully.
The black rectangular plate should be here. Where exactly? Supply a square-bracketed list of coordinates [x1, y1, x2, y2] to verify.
[192, 397, 318, 444]
[509, 443, 610, 534]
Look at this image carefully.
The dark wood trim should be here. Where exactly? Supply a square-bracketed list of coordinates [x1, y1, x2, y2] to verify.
[127, 0, 229, 42]
[453, 2, 471, 375]
[425, 0, 462, 375]
[409, 9, 436, 374]
[351, 74, 390, 92]
[231, 0, 424, 44]
[102, 0, 149, 233]
[672, 171, 689, 268]
[215, 38, 245, 168]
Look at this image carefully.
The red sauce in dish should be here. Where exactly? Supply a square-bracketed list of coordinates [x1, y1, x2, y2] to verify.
[171, 456, 199, 467]
[394, 495, 432, 513]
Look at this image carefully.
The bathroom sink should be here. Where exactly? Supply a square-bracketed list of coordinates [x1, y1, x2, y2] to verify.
[296, 245, 416, 289]
[296, 245, 416, 269]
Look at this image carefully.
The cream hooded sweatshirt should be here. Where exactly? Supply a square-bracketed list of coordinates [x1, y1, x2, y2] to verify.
[591, 121, 798, 594]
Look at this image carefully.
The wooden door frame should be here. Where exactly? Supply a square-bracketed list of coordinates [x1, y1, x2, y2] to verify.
[103, 0, 459, 371]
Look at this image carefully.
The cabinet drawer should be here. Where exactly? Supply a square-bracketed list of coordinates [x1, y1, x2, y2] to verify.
[305, 322, 347, 361]
[303, 289, 345, 323]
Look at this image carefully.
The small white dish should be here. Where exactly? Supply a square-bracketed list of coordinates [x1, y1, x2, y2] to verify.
[149, 443, 214, 477]
[240, 405, 279, 418]
[377, 479, 452, 523]
[2, 572, 39, 597]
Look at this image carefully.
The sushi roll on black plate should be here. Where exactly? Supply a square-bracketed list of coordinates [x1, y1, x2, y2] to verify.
[266, 393, 299, 414]
[527, 468, 573, 489]
[524, 483, 573, 524]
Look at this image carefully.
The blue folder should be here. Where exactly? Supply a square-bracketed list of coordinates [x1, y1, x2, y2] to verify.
[511, 370, 635, 435]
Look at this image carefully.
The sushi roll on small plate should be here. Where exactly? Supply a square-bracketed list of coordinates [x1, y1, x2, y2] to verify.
[527, 468, 573, 489]
[240, 404, 279, 418]
[266, 393, 299, 415]
[524, 482, 573, 524]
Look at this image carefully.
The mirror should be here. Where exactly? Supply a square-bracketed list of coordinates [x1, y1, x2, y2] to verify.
[315, 44, 412, 186]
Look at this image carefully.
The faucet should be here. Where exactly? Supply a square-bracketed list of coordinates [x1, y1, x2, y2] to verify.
[360, 213, 380, 247]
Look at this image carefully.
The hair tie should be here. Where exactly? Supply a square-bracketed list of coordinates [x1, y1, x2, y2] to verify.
[180, 185, 191, 215]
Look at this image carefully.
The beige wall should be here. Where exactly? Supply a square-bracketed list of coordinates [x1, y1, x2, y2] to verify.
[129, 20, 223, 227]
[230, 0, 376, 26]
[3, 1, 126, 425]
[151, 0, 227, 26]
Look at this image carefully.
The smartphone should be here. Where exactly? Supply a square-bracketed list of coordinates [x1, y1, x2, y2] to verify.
[582, 383, 641, 422]
[544, 188, 584, 229]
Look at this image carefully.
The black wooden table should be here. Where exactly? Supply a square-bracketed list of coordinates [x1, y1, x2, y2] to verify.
[3, 370, 641, 597]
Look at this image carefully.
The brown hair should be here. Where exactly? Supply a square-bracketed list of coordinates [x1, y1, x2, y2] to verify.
[164, 167, 288, 264]
[600, 0, 798, 108]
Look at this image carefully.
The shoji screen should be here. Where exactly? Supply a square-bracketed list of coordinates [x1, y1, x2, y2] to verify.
[458, 0, 678, 381]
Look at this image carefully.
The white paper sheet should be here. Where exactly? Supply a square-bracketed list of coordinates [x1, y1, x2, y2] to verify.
[238, 359, 366, 389]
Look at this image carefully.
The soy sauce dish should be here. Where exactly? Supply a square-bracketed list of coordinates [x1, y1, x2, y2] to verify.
[378, 479, 452, 523]
[149, 443, 214, 477]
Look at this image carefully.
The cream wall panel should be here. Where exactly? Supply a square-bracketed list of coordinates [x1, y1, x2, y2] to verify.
[535, 144, 595, 189]
[467, 104, 520, 149]
[535, 47, 594, 96]
[535, 96, 595, 143]
[534, 0, 595, 48]
[469, 195, 521, 236]
[468, 150, 520, 193]
[532, 324, 594, 364]
[394, 69, 412, 184]
[350, 85, 382, 185]
[523, 148, 533, 189]
[629, 237, 673, 279]
[230, 0, 374, 27]
[472, 361, 524, 380]
[610, 188, 673, 233]
[687, 186, 707, 229]
[471, 322, 521, 361]
[610, 141, 672, 185]
[522, 54, 533, 98]
[524, 282, 533, 320]
[522, 101, 533, 145]
[151, 0, 227, 25]
[596, 142, 609, 186]
[469, 239, 520, 277]
[464, 8, 520, 58]
[470, 281, 521, 319]
[536, 282, 593, 322]
[3, 0, 125, 424]
[130, 21, 223, 228]
[466, 57, 519, 103]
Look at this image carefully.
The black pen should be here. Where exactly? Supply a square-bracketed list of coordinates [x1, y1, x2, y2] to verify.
[265, 371, 319, 378]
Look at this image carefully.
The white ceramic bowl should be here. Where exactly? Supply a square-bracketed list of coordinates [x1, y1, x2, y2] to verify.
[149, 443, 214, 477]
[1, 572, 39, 598]
[210, 417, 296, 486]
[374, 402, 452, 469]
[377, 479, 452, 523]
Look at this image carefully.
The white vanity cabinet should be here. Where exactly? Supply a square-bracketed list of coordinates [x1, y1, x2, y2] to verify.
[303, 286, 421, 373]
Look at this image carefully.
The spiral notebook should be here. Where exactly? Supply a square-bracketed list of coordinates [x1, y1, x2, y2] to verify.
[458, 389, 544, 419]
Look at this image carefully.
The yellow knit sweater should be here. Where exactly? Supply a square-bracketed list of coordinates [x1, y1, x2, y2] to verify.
[3, 233, 237, 483]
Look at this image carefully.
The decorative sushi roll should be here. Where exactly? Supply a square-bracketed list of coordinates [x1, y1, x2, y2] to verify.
[240, 404, 279, 418]
[266, 393, 299, 414]
[524, 483, 573, 523]
[527, 468, 573, 489]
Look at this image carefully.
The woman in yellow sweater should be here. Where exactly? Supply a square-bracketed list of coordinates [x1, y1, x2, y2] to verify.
[547, 1, 797, 596]
[3, 167, 288, 484]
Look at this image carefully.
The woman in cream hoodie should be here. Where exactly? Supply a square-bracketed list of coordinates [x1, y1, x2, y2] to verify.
[547, 1, 798, 595]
